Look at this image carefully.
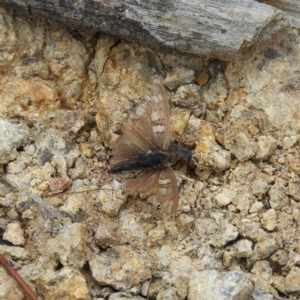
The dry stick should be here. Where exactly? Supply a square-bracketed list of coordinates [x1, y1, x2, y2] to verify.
[0, 254, 39, 300]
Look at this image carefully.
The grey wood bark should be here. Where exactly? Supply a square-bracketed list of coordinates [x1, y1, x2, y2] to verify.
[0, 0, 296, 60]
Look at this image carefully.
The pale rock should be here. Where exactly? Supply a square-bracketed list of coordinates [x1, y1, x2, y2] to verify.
[288, 178, 300, 201]
[163, 67, 195, 90]
[0, 193, 16, 207]
[210, 222, 239, 247]
[188, 270, 253, 300]
[3, 223, 25, 246]
[65, 149, 81, 168]
[60, 194, 86, 217]
[231, 193, 250, 214]
[0, 119, 28, 164]
[282, 136, 297, 149]
[172, 83, 201, 109]
[148, 226, 166, 245]
[251, 260, 272, 283]
[252, 234, 280, 261]
[0, 267, 24, 300]
[249, 202, 264, 213]
[251, 178, 270, 200]
[35, 129, 68, 165]
[89, 246, 151, 291]
[177, 214, 195, 229]
[261, 209, 277, 231]
[141, 280, 150, 297]
[108, 292, 145, 300]
[270, 250, 289, 266]
[157, 287, 179, 300]
[193, 137, 231, 173]
[254, 135, 277, 160]
[230, 239, 253, 258]
[36, 266, 88, 299]
[224, 125, 258, 162]
[68, 156, 88, 179]
[96, 182, 127, 217]
[268, 179, 289, 210]
[0, 245, 27, 260]
[57, 223, 87, 268]
[288, 158, 300, 175]
[214, 188, 237, 207]
[273, 267, 300, 297]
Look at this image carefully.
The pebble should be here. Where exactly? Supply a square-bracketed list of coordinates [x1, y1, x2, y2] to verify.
[288, 178, 300, 201]
[254, 135, 277, 160]
[94, 223, 119, 248]
[3, 223, 25, 246]
[214, 188, 237, 207]
[261, 209, 277, 231]
[172, 83, 201, 109]
[282, 136, 297, 149]
[251, 178, 270, 200]
[108, 293, 145, 300]
[96, 182, 127, 217]
[229, 239, 253, 258]
[0, 118, 28, 164]
[89, 246, 151, 291]
[36, 266, 88, 299]
[0, 267, 24, 299]
[163, 67, 195, 90]
[57, 223, 87, 268]
[210, 222, 239, 247]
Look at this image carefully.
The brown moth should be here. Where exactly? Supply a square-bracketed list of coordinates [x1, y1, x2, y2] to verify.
[108, 83, 191, 216]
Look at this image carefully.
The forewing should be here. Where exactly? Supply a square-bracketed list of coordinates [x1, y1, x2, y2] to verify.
[109, 83, 171, 168]
[124, 167, 179, 216]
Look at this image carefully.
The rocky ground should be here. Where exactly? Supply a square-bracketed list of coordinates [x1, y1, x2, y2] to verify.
[0, 5, 300, 300]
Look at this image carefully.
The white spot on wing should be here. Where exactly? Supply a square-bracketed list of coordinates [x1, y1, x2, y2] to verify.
[153, 125, 165, 133]
[151, 110, 161, 122]
[159, 178, 171, 185]
[159, 187, 168, 195]
[136, 106, 145, 116]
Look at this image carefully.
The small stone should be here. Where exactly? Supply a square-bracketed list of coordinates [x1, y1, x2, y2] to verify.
[214, 188, 237, 207]
[141, 280, 150, 297]
[193, 138, 231, 173]
[108, 292, 145, 300]
[0, 118, 28, 164]
[230, 239, 253, 258]
[252, 233, 280, 261]
[96, 182, 127, 217]
[36, 267, 88, 299]
[157, 287, 179, 300]
[282, 136, 297, 149]
[188, 270, 253, 299]
[251, 178, 270, 200]
[68, 156, 87, 179]
[261, 209, 276, 231]
[273, 267, 300, 296]
[94, 223, 119, 248]
[195, 71, 210, 86]
[0, 267, 24, 300]
[177, 214, 195, 229]
[254, 136, 277, 160]
[268, 179, 289, 210]
[288, 178, 300, 201]
[270, 250, 289, 266]
[49, 177, 72, 193]
[232, 193, 250, 214]
[89, 246, 151, 291]
[148, 226, 166, 245]
[172, 84, 201, 109]
[251, 260, 272, 283]
[224, 125, 258, 162]
[0, 245, 27, 260]
[3, 223, 25, 246]
[289, 158, 300, 175]
[210, 222, 239, 247]
[60, 193, 86, 216]
[163, 67, 195, 90]
[249, 202, 264, 213]
[57, 223, 87, 268]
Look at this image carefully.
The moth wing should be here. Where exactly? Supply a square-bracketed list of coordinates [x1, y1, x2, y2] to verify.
[109, 83, 171, 167]
[124, 167, 179, 216]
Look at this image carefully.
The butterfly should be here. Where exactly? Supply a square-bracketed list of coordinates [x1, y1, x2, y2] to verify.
[108, 82, 191, 216]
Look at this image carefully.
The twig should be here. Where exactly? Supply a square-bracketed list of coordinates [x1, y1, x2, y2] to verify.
[0, 254, 39, 300]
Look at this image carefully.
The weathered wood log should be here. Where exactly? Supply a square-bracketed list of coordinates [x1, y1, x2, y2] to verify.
[0, 0, 296, 60]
